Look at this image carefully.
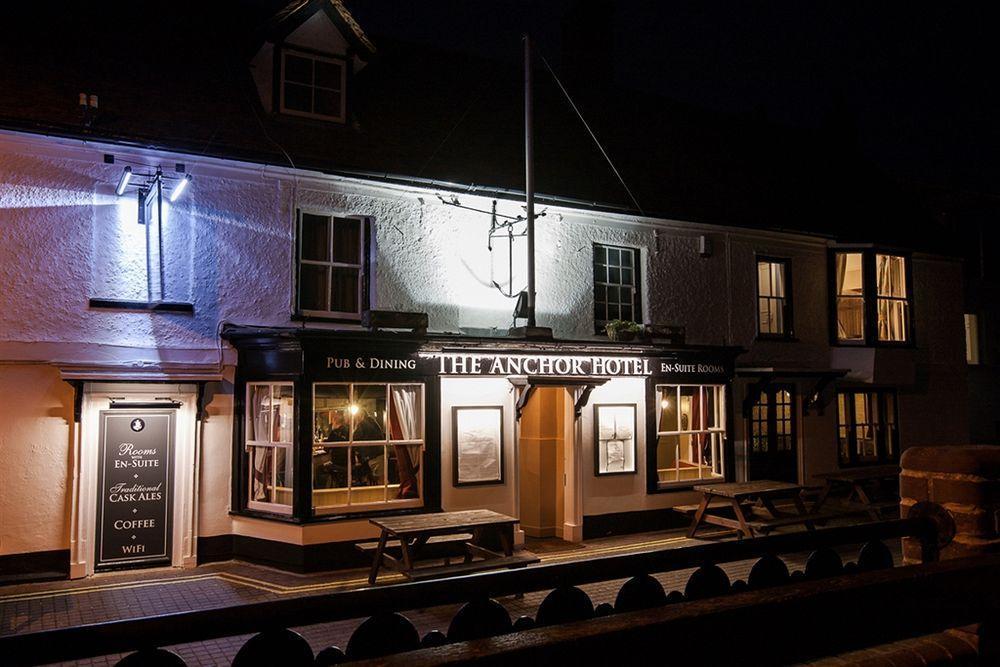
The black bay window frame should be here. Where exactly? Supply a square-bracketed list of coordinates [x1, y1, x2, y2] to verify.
[755, 255, 795, 341]
[827, 247, 915, 348]
[230, 335, 442, 525]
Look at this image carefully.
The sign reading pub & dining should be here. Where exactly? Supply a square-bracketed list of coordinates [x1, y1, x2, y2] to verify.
[95, 410, 174, 568]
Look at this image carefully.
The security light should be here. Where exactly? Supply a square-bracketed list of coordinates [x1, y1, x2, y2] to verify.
[115, 166, 132, 196]
[169, 174, 191, 202]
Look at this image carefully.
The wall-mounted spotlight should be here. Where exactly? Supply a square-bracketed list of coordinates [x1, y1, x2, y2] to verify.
[169, 174, 192, 203]
[115, 166, 132, 196]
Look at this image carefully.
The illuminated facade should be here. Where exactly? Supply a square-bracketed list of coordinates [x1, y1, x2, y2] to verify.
[0, 2, 971, 579]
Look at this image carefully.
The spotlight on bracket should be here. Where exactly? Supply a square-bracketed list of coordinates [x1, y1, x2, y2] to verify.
[169, 174, 192, 202]
[115, 166, 132, 196]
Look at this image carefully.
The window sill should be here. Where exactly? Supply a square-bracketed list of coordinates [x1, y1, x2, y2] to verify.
[231, 503, 437, 524]
[831, 341, 916, 350]
[648, 478, 727, 494]
[755, 334, 799, 343]
[89, 298, 194, 314]
[292, 312, 362, 325]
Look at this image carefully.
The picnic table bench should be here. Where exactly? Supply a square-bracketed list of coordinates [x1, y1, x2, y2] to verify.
[364, 509, 538, 584]
[686, 481, 821, 539]
[812, 465, 901, 520]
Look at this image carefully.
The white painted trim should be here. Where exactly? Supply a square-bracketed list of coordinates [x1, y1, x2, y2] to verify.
[72, 383, 200, 577]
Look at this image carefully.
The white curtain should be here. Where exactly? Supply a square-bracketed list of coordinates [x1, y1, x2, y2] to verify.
[251, 385, 270, 443]
[391, 386, 419, 440]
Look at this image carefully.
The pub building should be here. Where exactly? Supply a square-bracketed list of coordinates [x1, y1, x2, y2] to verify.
[0, 1, 976, 582]
[225, 327, 738, 552]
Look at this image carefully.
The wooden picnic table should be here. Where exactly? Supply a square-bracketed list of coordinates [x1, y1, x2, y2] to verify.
[366, 509, 537, 584]
[687, 481, 816, 539]
[812, 465, 900, 520]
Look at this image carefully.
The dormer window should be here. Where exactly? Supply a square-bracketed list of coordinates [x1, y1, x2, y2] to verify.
[279, 49, 346, 122]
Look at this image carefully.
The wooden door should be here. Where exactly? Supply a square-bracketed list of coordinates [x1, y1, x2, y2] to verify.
[747, 385, 798, 483]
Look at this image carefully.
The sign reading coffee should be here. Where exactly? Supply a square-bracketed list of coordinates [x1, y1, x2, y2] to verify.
[95, 410, 174, 569]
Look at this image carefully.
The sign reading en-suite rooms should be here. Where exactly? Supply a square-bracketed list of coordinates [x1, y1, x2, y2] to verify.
[95, 410, 174, 569]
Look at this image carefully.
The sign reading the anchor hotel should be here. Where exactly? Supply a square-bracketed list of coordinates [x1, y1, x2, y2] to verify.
[323, 352, 728, 379]
[95, 411, 174, 568]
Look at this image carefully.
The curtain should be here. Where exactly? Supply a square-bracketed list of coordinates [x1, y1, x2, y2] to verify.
[251, 385, 269, 443]
[691, 388, 704, 465]
[390, 386, 421, 499]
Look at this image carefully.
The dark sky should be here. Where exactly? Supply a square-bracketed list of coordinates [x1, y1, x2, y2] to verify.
[347, 1, 1000, 194]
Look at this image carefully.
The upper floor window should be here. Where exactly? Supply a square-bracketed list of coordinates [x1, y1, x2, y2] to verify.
[297, 211, 370, 320]
[756, 258, 793, 338]
[594, 243, 642, 333]
[833, 250, 912, 345]
[965, 313, 980, 364]
[280, 49, 346, 122]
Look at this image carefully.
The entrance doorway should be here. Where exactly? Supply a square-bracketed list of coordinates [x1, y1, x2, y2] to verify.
[517, 386, 575, 539]
[747, 385, 798, 482]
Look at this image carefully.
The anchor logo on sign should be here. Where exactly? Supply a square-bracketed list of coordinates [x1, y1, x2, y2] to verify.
[130, 418, 145, 432]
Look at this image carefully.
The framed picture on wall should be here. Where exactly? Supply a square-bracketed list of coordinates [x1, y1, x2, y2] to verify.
[453, 406, 504, 486]
[594, 404, 637, 476]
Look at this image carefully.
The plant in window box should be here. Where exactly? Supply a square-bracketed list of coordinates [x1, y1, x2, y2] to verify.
[605, 319, 643, 342]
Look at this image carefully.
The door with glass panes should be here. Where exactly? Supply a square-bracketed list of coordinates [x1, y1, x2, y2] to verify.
[747, 385, 798, 482]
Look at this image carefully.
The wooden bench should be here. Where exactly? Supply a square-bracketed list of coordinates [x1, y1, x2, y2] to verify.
[405, 552, 539, 581]
[355, 533, 473, 559]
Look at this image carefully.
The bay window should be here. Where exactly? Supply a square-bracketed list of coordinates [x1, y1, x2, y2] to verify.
[654, 384, 726, 486]
[833, 250, 912, 345]
[313, 382, 424, 513]
[246, 382, 294, 514]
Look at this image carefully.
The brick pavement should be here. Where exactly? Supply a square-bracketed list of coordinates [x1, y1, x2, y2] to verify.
[0, 526, 900, 666]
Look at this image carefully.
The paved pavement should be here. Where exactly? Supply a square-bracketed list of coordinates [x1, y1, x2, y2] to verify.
[0, 527, 900, 666]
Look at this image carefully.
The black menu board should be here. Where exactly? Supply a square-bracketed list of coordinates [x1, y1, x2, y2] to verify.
[95, 410, 174, 569]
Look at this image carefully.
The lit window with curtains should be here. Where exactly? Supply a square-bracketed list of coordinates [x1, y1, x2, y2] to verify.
[654, 385, 726, 486]
[594, 243, 642, 332]
[312, 383, 424, 513]
[246, 383, 294, 514]
[757, 258, 792, 336]
[837, 389, 898, 466]
[298, 212, 369, 319]
[876, 254, 908, 342]
[833, 250, 911, 345]
[835, 252, 865, 342]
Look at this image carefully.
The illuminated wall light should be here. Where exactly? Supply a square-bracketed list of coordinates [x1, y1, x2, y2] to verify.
[169, 174, 192, 202]
[115, 166, 132, 196]
[349, 404, 359, 416]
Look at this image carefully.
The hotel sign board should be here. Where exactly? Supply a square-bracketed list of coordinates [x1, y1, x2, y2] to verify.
[317, 351, 730, 381]
[95, 410, 174, 569]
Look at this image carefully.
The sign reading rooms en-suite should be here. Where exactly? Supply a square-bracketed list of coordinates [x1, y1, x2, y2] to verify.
[95, 411, 174, 569]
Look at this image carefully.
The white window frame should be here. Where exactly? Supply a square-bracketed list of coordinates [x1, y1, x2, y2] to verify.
[279, 48, 347, 122]
[654, 384, 727, 488]
[297, 211, 367, 320]
[312, 382, 425, 515]
[594, 243, 641, 331]
[245, 382, 294, 515]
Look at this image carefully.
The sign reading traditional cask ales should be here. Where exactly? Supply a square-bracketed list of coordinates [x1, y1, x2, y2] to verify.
[95, 410, 174, 569]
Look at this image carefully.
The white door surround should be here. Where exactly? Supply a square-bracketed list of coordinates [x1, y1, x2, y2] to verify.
[69, 383, 201, 578]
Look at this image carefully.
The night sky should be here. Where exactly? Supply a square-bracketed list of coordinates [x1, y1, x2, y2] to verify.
[348, 1, 1000, 195]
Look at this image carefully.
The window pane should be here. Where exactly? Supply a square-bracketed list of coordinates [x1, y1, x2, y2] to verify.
[836, 253, 864, 296]
[248, 384, 271, 443]
[622, 267, 633, 285]
[657, 386, 679, 432]
[273, 385, 294, 444]
[595, 283, 606, 302]
[608, 248, 620, 266]
[352, 385, 387, 441]
[331, 217, 361, 264]
[314, 60, 342, 90]
[679, 386, 702, 431]
[284, 54, 313, 84]
[621, 249, 633, 268]
[301, 213, 330, 262]
[330, 267, 360, 313]
[607, 303, 620, 320]
[351, 445, 386, 504]
[594, 245, 606, 265]
[388, 444, 421, 499]
[315, 384, 351, 443]
[299, 264, 329, 311]
[608, 267, 621, 284]
[757, 261, 772, 297]
[607, 285, 620, 304]
[249, 446, 292, 506]
[283, 82, 312, 112]
[314, 88, 342, 118]
[313, 447, 348, 506]
[876, 255, 906, 298]
[656, 434, 680, 482]
[389, 385, 422, 440]
[620, 305, 632, 322]
[594, 264, 607, 283]
[878, 299, 908, 342]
